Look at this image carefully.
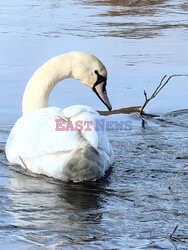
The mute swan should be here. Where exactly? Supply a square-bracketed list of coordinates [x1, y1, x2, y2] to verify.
[6, 52, 114, 182]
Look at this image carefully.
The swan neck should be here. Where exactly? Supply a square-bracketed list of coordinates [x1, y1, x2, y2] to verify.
[22, 54, 72, 114]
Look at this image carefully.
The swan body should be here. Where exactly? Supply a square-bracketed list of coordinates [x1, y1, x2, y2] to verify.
[6, 52, 113, 182]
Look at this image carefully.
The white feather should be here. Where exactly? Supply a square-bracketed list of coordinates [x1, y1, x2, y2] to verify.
[5, 52, 114, 182]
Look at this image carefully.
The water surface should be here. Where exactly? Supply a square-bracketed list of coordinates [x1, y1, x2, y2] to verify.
[0, 0, 188, 249]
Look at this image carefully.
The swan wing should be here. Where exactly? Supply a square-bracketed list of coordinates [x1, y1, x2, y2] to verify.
[6, 106, 113, 181]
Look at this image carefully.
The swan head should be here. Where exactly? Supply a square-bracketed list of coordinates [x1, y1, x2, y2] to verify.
[70, 52, 112, 111]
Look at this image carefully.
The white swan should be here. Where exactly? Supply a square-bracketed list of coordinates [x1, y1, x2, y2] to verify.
[6, 51, 114, 182]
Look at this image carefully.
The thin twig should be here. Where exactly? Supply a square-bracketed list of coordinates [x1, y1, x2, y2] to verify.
[19, 156, 28, 170]
[152, 75, 167, 96]
[149, 224, 188, 247]
[169, 225, 178, 239]
[140, 74, 188, 122]
[168, 163, 188, 189]
[168, 225, 188, 243]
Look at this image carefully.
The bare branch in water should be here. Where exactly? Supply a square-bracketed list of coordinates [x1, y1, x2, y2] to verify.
[169, 225, 178, 239]
[168, 224, 188, 243]
[148, 224, 188, 247]
[140, 74, 166, 116]
[140, 74, 188, 128]
[168, 163, 188, 189]
[98, 106, 140, 116]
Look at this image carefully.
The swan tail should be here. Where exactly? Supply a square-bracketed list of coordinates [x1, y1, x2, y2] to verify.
[62, 132, 106, 182]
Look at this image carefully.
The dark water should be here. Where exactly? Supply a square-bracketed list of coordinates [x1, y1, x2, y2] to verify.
[0, 0, 188, 249]
[1, 114, 188, 249]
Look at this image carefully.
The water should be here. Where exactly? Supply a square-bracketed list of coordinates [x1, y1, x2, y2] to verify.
[0, 0, 188, 249]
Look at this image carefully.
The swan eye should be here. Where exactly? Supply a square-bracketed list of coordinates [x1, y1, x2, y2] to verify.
[103, 83, 107, 94]
[94, 70, 106, 86]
